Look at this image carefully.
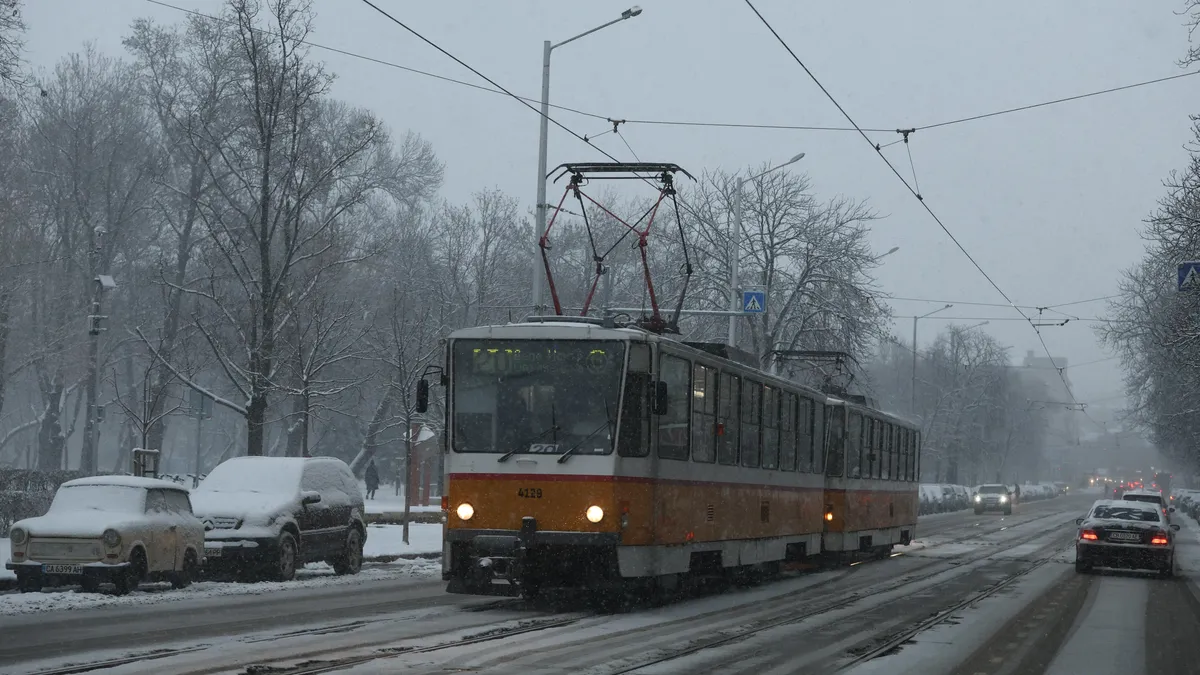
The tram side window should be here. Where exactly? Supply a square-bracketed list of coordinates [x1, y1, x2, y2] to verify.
[874, 421, 886, 479]
[867, 419, 879, 479]
[779, 392, 796, 471]
[847, 412, 863, 478]
[882, 423, 893, 480]
[657, 355, 691, 461]
[692, 363, 717, 463]
[913, 430, 922, 481]
[891, 426, 901, 481]
[618, 347, 651, 458]
[895, 427, 905, 481]
[796, 397, 812, 473]
[717, 373, 740, 465]
[902, 429, 912, 481]
[811, 400, 825, 474]
[762, 386, 779, 470]
[740, 380, 762, 468]
[861, 418, 873, 479]
[824, 406, 843, 476]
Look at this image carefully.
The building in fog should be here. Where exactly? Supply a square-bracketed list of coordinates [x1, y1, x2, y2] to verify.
[1017, 350, 1082, 481]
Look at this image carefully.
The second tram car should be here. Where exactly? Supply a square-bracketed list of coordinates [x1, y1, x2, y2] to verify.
[429, 318, 920, 597]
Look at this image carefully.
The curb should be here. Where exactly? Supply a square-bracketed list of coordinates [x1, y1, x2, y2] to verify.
[363, 552, 440, 563]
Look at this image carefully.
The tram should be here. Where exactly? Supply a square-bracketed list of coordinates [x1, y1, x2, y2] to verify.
[419, 317, 921, 597]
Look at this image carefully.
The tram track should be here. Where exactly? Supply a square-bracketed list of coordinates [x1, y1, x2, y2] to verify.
[597, 513, 1077, 675]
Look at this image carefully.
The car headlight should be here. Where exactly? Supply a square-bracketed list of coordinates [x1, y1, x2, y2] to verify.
[973, 495, 981, 502]
[456, 503, 474, 521]
[102, 529, 121, 548]
[586, 505, 604, 523]
[9, 527, 27, 545]
[999, 496, 1008, 503]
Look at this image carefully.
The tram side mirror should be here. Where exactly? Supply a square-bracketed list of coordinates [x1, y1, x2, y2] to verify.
[653, 381, 669, 415]
[1172, 524, 1181, 531]
[415, 379, 430, 414]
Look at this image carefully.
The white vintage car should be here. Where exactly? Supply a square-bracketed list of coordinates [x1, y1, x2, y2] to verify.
[5, 475, 206, 594]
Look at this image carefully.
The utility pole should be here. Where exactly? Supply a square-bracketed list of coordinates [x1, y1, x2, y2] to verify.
[81, 226, 116, 474]
[910, 304, 952, 416]
[190, 388, 212, 488]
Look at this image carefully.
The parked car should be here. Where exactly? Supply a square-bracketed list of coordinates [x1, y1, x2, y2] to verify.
[6, 476, 205, 594]
[1121, 488, 1173, 521]
[1075, 499, 1178, 577]
[191, 456, 366, 581]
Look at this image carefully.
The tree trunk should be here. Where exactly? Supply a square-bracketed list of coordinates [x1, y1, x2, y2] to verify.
[286, 393, 305, 457]
[37, 381, 65, 469]
[0, 290, 11, 420]
[246, 392, 268, 456]
[349, 386, 395, 476]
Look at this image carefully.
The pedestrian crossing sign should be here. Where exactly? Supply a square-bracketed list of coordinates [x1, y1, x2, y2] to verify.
[1179, 261, 1200, 291]
[742, 288, 766, 314]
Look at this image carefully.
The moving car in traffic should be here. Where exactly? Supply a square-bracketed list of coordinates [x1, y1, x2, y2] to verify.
[6, 476, 205, 594]
[972, 484, 1013, 515]
[1075, 499, 1179, 577]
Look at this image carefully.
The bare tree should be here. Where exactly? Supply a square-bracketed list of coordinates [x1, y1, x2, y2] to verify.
[0, 0, 26, 92]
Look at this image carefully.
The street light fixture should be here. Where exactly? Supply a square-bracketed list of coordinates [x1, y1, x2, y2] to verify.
[911, 303, 952, 414]
[729, 152, 807, 347]
[531, 8, 645, 311]
[875, 246, 900, 262]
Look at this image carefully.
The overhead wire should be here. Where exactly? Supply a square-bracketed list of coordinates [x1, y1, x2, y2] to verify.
[742, 0, 1103, 430]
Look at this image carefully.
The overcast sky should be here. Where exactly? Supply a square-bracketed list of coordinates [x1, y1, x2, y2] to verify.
[19, 0, 1200, 417]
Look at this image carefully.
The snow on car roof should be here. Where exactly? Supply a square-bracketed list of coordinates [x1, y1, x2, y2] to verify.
[62, 475, 188, 491]
[1092, 498, 1159, 510]
[1123, 488, 1163, 496]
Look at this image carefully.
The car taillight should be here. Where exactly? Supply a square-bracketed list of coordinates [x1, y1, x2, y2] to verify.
[440, 495, 449, 511]
[1151, 533, 1169, 546]
[1080, 530, 1098, 541]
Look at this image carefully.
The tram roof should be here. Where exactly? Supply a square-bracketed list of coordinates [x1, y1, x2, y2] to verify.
[448, 320, 652, 341]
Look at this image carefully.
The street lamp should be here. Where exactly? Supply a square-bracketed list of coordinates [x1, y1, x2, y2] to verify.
[532, 7, 644, 312]
[729, 152, 806, 347]
[961, 320, 989, 332]
[875, 246, 900, 262]
[911, 303, 952, 415]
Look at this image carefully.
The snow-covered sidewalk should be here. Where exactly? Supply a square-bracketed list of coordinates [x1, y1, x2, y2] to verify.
[364, 523, 442, 560]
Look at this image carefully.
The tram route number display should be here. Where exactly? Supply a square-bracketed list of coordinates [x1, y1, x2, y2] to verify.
[464, 343, 614, 376]
[517, 487, 543, 499]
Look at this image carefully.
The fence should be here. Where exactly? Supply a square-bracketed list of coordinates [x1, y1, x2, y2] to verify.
[0, 469, 86, 537]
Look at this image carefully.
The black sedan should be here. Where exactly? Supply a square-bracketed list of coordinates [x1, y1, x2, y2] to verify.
[1075, 499, 1179, 578]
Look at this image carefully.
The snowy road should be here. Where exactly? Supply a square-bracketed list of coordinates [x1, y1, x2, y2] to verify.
[6, 492, 1200, 675]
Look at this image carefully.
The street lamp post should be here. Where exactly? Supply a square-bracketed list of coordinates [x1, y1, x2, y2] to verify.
[729, 152, 806, 347]
[911, 303, 952, 415]
[532, 7, 643, 312]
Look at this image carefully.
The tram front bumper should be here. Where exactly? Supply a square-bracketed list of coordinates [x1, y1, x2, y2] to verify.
[444, 518, 621, 595]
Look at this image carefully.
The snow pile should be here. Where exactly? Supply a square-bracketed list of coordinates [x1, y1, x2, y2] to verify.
[0, 559, 440, 615]
[360, 484, 441, 515]
[364, 523, 442, 559]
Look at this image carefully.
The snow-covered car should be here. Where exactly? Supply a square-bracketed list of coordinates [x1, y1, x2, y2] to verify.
[972, 484, 1013, 515]
[1121, 489, 1173, 521]
[5, 476, 205, 594]
[1075, 499, 1179, 577]
[190, 456, 366, 581]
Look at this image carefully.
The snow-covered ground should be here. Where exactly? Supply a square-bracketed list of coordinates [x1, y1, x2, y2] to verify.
[0, 558, 441, 616]
[364, 523, 442, 559]
[359, 483, 441, 515]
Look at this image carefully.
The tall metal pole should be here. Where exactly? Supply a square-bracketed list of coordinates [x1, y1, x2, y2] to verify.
[910, 315, 919, 415]
[532, 40, 552, 313]
[193, 412, 203, 489]
[729, 177, 744, 347]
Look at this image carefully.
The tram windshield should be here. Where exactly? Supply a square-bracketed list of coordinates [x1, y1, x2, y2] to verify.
[451, 339, 625, 456]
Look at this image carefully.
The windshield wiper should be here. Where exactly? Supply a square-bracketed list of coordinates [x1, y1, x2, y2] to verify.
[559, 401, 615, 465]
[498, 422, 561, 463]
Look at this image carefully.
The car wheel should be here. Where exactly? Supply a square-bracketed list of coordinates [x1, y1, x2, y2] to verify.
[79, 577, 101, 593]
[114, 549, 146, 595]
[16, 572, 41, 593]
[171, 549, 199, 589]
[1004, 508, 1012, 515]
[333, 528, 364, 576]
[974, 508, 983, 515]
[274, 532, 298, 582]
[1075, 559, 1091, 574]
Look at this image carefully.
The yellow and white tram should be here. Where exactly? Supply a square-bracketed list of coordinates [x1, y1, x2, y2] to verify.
[426, 317, 921, 597]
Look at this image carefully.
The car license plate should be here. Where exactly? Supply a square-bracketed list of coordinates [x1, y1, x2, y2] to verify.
[43, 564, 82, 575]
[1109, 532, 1140, 541]
[204, 546, 222, 558]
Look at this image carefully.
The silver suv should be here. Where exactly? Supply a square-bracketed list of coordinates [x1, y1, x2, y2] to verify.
[973, 484, 1013, 515]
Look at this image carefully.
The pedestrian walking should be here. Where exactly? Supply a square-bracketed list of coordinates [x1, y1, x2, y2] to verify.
[365, 460, 380, 500]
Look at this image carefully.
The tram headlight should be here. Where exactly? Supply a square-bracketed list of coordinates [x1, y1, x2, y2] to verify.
[824, 511, 834, 522]
[586, 505, 604, 523]
[456, 503, 475, 521]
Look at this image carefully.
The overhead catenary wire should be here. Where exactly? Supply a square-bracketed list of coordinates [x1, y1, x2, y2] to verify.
[743, 0, 1102, 430]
